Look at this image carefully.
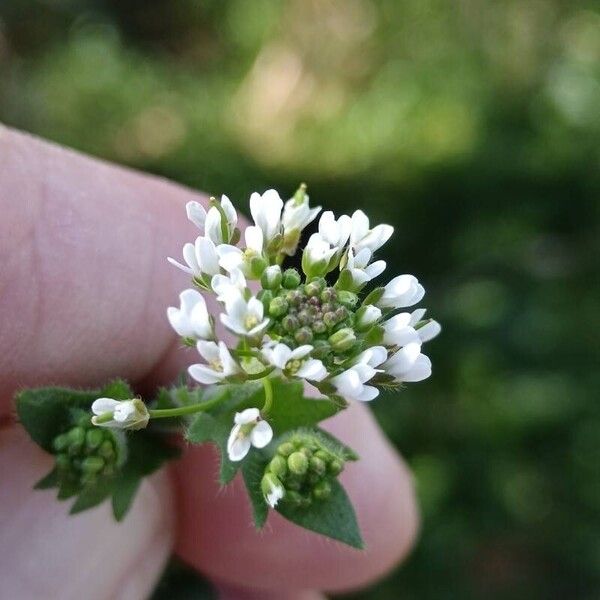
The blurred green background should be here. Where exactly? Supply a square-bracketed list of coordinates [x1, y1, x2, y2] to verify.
[1, 1, 599, 598]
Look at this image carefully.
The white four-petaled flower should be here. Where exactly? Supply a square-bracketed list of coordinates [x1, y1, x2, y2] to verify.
[227, 407, 273, 462]
[167, 289, 213, 339]
[384, 341, 431, 383]
[188, 340, 240, 384]
[262, 343, 327, 381]
[91, 398, 149, 430]
[168, 236, 221, 278]
[378, 274, 425, 308]
[220, 293, 270, 338]
[330, 346, 388, 402]
[250, 189, 283, 243]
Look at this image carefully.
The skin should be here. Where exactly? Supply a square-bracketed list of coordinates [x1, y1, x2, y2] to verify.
[0, 126, 419, 599]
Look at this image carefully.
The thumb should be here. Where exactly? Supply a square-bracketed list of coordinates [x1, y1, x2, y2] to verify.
[0, 427, 175, 600]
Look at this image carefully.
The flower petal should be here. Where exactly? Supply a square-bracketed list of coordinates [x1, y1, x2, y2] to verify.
[251, 420, 273, 448]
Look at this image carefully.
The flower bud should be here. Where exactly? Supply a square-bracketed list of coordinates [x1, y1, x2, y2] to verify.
[277, 441, 295, 457]
[282, 314, 300, 333]
[258, 289, 274, 313]
[337, 290, 359, 309]
[85, 428, 104, 450]
[268, 455, 288, 479]
[312, 480, 332, 501]
[294, 327, 313, 345]
[312, 320, 327, 334]
[328, 459, 344, 476]
[81, 456, 105, 474]
[282, 268, 302, 289]
[309, 456, 327, 476]
[288, 451, 309, 476]
[261, 265, 283, 290]
[261, 473, 285, 508]
[52, 433, 69, 453]
[249, 256, 268, 278]
[269, 296, 289, 318]
[355, 304, 382, 331]
[328, 327, 357, 352]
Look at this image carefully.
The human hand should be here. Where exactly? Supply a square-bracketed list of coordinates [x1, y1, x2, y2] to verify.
[0, 127, 418, 599]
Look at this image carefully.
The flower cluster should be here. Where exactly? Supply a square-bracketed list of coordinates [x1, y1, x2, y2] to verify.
[163, 185, 440, 462]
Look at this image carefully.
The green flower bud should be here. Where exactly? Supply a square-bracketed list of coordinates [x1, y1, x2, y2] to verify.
[282, 315, 300, 333]
[55, 454, 70, 471]
[258, 289, 274, 312]
[268, 455, 288, 479]
[320, 287, 337, 303]
[304, 281, 321, 297]
[294, 327, 313, 345]
[285, 490, 306, 507]
[285, 289, 304, 305]
[328, 459, 344, 476]
[250, 256, 268, 278]
[261, 265, 282, 290]
[309, 456, 327, 476]
[81, 456, 105, 474]
[52, 433, 70, 453]
[277, 441, 295, 457]
[337, 290, 359, 309]
[269, 297, 289, 318]
[323, 311, 338, 328]
[67, 427, 86, 448]
[328, 327, 357, 352]
[312, 320, 327, 334]
[85, 428, 104, 451]
[313, 480, 332, 501]
[282, 268, 302, 289]
[288, 451, 309, 476]
[98, 440, 115, 460]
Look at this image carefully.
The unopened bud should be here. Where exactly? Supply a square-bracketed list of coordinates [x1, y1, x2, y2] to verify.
[85, 428, 104, 450]
[294, 327, 313, 345]
[337, 290, 358, 309]
[282, 268, 302, 289]
[268, 455, 288, 479]
[258, 289, 274, 313]
[52, 433, 69, 453]
[81, 456, 105, 474]
[328, 459, 344, 476]
[261, 265, 282, 290]
[313, 480, 332, 501]
[328, 327, 357, 352]
[288, 451, 309, 476]
[309, 456, 327, 476]
[250, 256, 268, 278]
[269, 297, 289, 318]
[355, 304, 382, 331]
[277, 442, 295, 457]
[282, 315, 300, 332]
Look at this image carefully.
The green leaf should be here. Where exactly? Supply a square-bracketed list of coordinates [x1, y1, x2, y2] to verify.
[314, 428, 359, 462]
[16, 387, 98, 452]
[111, 431, 180, 521]
[100, 379, 134, 400]
[241, 451, 270, 529]
[34, 468, 59, 490]
[276, 479, 363, 549]
[70, 478, 115, 514]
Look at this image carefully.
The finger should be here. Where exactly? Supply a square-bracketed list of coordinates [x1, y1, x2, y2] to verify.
[0, 427, 174, 600]
[0, 126, 199, 412]
[175, 400, 419, 594]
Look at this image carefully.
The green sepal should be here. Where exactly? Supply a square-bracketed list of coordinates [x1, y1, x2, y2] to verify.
[362, 286, 385, 306]
[34, 468, 59, 490]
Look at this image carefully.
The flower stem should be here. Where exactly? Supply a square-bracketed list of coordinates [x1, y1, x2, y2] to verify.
[148, 391, 227, 420]
[261, 377, 274, 416]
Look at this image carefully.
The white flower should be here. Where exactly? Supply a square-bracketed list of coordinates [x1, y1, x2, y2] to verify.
[217, 226, 265, 275]
[204, 195, 238, 244]
[262, 473, 285, 507]
[409, 308, 442, 342]
[168, 236, 221, 278]
[262, 343, 327, 381]
[384, 341, 431, 382]
[220, 292, 270, 338]
[282, 196, 321, 234]
[345, 247, 386, 287]
[382, 312, 420, 347]
[378, 274, 425, 308]
[186, 201, 207, 229]
[211, 269, 247, 303]
[91, 398, 149, 430]
[167, 289, 213, 339]
[349, 210, 394, 253]
[318, 210, 352, 248]
[188, 340, 240, 384]
[250, 189, 283, 243]
[302, 232, 338, 276]
[227, 407, 273, 461]
[356, 304, 382, 330]
[330, 346, 388, 402]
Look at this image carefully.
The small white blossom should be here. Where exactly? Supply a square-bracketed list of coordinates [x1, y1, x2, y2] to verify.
[204, 195, 238, 244]
[186, 201, 207, 229]
[250, 189, 283, 243]
[410, 308, 442, 342]
[217, 226, 265, 275]
[345, 247, 386, 287]
[356, 304, 382, 330]
[167, 289, 213, 339]
[220, 292, 270, 338]
[262, 343, 327, 382]
[384, 341, 431, 383]
[227, 407, 273, 461]
[318, 210, 352, 248]
[262, 473, 285, 507]
[378, 274, 425, 309]
[302, 232, 338, 276]
[282, 196, 321, 234]
[168, 236, 221, 278]
[330, 346, 388, 402]
[211, 269, 247, 303]
[91, 398, 149, 430]
[349, 210, 394, 253]
[188, 340, 240, 384]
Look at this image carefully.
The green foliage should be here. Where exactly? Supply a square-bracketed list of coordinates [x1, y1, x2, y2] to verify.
[17, 382, 179, 521]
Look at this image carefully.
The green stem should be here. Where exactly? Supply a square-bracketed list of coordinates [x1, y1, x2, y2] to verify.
[261, 377, 274, 416]
[148, 391, 227, 420]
